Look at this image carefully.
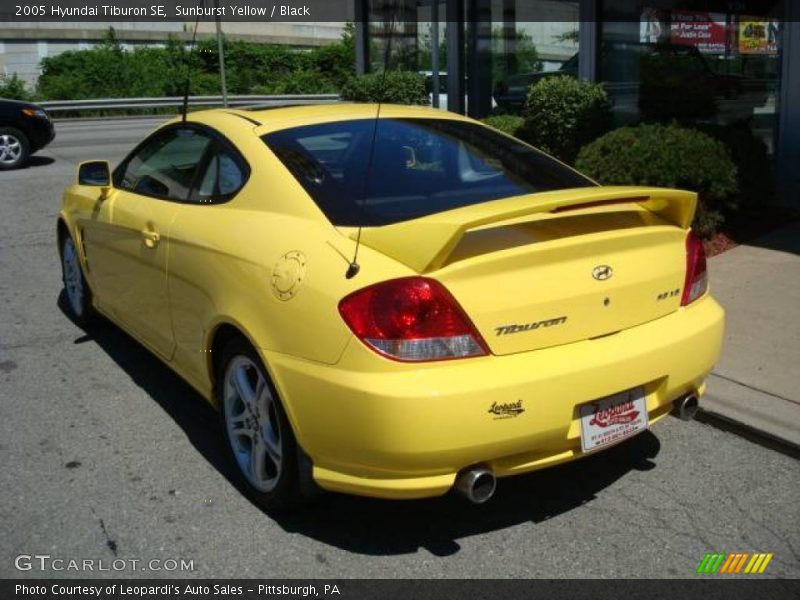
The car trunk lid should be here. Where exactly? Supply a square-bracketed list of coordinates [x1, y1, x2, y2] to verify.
[352, 186, 696, 355]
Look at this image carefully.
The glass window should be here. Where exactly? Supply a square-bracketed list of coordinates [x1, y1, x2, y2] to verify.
[264, 118, 594, 227]
[194, 144, 246, 203]
[117, 128, 211, 201]
[602, 2, 783, 153]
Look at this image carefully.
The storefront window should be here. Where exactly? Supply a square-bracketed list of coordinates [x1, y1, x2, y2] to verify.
[363, 1, 580, 118]
[487, 1, 580, 116]
[601, 1, 783, 154]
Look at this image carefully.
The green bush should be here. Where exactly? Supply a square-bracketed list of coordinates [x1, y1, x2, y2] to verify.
[0, 74, 33, 101]
[340, 71, 429, 105]
[695, 121, 774, 211]
[639, 52, 718, 122]
[481, 115, 525, 138]
[522, 76, 612, 163]
[252, 70, 338, 95]
[575, 123, 738, 237]
[36, 25, 355, 101]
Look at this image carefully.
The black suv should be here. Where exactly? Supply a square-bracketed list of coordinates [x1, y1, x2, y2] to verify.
[0, 98, 56, 169]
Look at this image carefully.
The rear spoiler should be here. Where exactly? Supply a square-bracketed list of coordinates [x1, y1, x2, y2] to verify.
[353, 186, 697, 273]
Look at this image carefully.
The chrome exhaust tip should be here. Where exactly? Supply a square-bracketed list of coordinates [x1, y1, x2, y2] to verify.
[454, 465, 496, 504]
[675, 394, 699, 421]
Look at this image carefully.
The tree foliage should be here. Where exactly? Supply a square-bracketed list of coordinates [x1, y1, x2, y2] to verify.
[340, 71, 429, 105]
[36, 24, 356, 100]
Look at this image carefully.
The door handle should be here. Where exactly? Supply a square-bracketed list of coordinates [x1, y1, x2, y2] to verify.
[141, 229, 161, 249]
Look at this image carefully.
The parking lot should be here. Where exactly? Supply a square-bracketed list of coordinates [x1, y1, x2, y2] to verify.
[0, 117, 798, 579]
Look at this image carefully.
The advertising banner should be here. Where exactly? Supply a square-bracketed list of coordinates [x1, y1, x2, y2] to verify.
[739, 17, 780, 55]
[670, 10, 729, 54]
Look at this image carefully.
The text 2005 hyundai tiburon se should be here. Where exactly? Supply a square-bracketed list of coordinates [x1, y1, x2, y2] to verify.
[57, 104, 724, 507]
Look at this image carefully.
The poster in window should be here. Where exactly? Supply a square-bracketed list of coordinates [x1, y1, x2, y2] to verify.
[640, 8, 669, 44]
[739, 18, 780, 55]
[670, 10, 728, 54]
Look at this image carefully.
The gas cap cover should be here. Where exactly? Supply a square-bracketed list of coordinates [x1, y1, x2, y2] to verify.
[271, 251, 307, 301]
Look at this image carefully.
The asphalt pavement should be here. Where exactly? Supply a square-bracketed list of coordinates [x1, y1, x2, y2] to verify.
[0, 117, 798, 579]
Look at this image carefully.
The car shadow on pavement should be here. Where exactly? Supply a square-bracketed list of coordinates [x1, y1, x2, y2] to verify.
[276, 432, 661, 557]
[21, 155, 56, 169]
[58, 291, 662, 558]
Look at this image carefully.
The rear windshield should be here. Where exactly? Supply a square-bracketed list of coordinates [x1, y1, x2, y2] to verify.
[263, 118, 595, 226]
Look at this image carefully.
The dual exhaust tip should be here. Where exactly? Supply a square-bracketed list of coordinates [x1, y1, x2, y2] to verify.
[454, 393, 699, 504]
[454, 465, 496, 504]
[675, 393, 699, 421]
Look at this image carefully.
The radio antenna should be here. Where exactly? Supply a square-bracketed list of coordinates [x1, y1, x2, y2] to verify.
[182, 10, 203, 122]
[345, 3, 397, 279]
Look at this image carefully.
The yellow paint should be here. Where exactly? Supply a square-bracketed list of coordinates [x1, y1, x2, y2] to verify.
[58, 104, 725, 499]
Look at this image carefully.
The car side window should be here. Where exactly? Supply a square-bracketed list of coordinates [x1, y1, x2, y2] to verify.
[193, 143, 246, 203]
[117, 128, 211, 201]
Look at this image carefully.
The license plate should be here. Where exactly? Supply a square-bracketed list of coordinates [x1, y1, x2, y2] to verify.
[579, 387, 648, 452]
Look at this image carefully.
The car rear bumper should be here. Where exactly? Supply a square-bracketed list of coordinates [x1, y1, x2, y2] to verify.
[264, 294, 725, 499]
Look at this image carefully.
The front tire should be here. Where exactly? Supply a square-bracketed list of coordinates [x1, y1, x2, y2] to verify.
[61, 234, 95, 327]
[217, 338, 311, 510]
[0, 127, 30, 170]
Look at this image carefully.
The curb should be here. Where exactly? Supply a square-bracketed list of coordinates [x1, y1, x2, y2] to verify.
[696, 408, 800, 459]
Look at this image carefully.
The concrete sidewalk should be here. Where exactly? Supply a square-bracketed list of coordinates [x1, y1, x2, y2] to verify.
[702, 221, 800, 449]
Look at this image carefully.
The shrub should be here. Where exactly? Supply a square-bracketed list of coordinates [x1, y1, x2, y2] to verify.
[0, 74, 33, 101]
[481, 115, 525, 138]
[575, 123, 738, 237]
[639, 52, 718, 122]
[252, 70, 338, 95]
[522, 76, 612, 163]
[694, 121, 774, 210]
[340, 71, 429, 105]
[36, 25, 356, 100]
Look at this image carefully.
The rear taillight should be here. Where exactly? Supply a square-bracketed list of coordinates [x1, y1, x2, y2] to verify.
[338, 277, 488, 362]
[681, 231, 708, 306]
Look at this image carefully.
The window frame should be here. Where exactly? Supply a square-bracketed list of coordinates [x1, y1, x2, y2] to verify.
[112, 122, 251, 205]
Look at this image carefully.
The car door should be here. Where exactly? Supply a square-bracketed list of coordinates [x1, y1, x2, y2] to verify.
[167, 139, 250, 386]
[90, 126, 212, 359]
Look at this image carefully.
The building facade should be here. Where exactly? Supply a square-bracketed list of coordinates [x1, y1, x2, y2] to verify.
[355, 0, 798, 201]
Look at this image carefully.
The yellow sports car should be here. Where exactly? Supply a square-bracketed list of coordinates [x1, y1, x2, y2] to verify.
[58, 104, 724, 508]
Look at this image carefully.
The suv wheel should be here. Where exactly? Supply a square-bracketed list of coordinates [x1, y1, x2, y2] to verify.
[0, 127, 30, 170]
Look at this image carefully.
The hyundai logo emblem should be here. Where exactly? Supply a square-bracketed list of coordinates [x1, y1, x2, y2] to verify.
[592, 265, 613, 281]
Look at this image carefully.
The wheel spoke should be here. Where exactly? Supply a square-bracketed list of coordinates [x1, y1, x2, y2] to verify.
[232, 364, 255, 406]
[229, 404, 250, 426]
[263, 427, 282, 465]
[254, 371, 268, 413]
[250, 435, 267, 482]
[262, 394, 282, 463]
[230, 426, 253, 439]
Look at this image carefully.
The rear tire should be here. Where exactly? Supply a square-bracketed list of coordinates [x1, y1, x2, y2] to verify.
[217, 337, 316, 510]
[0, 127, 30, 170]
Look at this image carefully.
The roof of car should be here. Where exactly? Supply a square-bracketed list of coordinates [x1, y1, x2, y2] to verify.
[203, 102, 474, 134]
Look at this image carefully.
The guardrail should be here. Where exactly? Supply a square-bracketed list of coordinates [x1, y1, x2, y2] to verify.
[38, 94, 341, 114]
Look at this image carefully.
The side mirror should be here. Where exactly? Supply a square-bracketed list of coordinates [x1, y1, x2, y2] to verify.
[77, 161, 111, 186]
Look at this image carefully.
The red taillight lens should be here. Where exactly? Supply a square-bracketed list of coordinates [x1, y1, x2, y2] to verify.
[338, 277, 488, 362]
[681, 231, 708, 306]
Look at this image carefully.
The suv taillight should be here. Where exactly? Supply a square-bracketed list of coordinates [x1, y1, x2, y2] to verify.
[681, 231, 708, 306]
[338, 277, 488, 362]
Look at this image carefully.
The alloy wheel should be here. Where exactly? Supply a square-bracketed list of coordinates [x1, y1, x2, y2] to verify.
[223, 356, 283, 492]
[0, 133, 23, 166]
